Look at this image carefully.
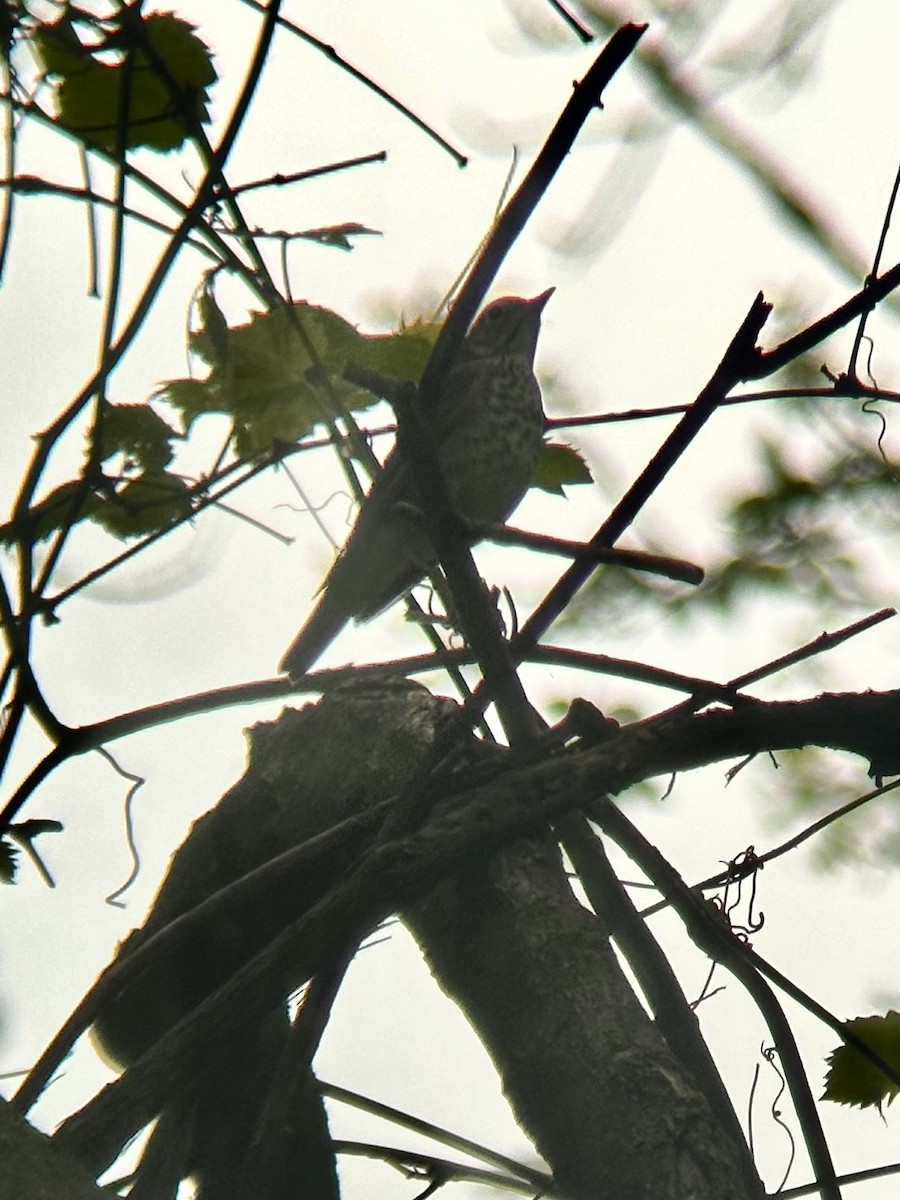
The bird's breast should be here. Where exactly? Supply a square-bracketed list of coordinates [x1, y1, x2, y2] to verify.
[438, 358, 544, 524]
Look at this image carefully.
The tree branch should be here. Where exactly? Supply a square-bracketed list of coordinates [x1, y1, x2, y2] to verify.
[44, 688, 897, 1178]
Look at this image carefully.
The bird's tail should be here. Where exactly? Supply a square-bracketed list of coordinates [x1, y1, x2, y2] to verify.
[279, 590, 348, 678]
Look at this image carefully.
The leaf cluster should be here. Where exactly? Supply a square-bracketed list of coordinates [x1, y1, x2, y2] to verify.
[823, 1011, 900, 1113]
[164, 287, 439, 457]
[30, 6, 217, 155]
[3, 288, 589, 553]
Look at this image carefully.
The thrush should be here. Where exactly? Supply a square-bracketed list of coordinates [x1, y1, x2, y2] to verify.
[280, 288, 554, 677]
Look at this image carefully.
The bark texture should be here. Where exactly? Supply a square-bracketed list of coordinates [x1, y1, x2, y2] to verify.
[57, 682, 891, 1195]
[404, 833, 755, 1199]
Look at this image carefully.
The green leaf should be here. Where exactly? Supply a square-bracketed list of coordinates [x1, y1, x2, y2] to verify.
[91, 470, 193, 539]
[532, 441, 593, 495]
[1, 400, 183, 545]
[194, 276, 232, 369]
[4, 471, 193, 545]
[156, 378, 220, 434]
[95, 401, 179, 472]
[0, 480, 98, 547]
[135, 11, 216, 99]
[161, 302, 439, 458]
[823, 1012, 900, 1112]
[225, 305, 366, 457]
[0, 837, 17, 884]
[34, 11, 216, 154]
[31, 11, 88, 79]
[352, 317, 439, 384]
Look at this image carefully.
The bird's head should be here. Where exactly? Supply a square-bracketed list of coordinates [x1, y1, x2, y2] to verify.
[464, 287, 554, 360]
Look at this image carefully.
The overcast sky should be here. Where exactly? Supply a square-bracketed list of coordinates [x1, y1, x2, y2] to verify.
[1, 2, 898, 1197]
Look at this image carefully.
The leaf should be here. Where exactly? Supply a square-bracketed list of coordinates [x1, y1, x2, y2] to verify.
[31, 10, 87, 78]
[0, 480, 88, 546]
[0, 837, 17, 884]
[134, 11, 216, 100]
[161, 302, 440, 457]
[224, 305, 366, 457]
[95, 401, 179, 472]
[34, 11, 217, 154]
[91, 470, 193, 539]
[532, 441, 593, 495]
[353, 316, 439, 383]
[823, 1012, 900, 1112]
[156, 377, 222, 434]
[7, 472, 193, 546]
[194, 276, 232, 368]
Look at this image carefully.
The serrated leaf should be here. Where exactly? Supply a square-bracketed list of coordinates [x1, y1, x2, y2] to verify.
[32, 12, 89, 79]
[532, 441, 593, 495]
[156, 377, 221, 434]
[226, 304, 359, 407]
[0, 837, 17, 884]
[224, 304, 367, 455]
[137, 11, 216, 96]
[92, 470, 193, 539]
[164, 303, 439, 457]
[35, 11, 216, 154]
[95, 401, 179, 472]
[3, 468, 193, 546]
[195, 277, 232, 369]
[352, 317, 440, 384]
[0, 479, 98, 546]
[823, 1011, 900, 1112]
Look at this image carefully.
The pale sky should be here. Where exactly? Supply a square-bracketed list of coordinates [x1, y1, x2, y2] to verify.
[1, 2, 898, 1197]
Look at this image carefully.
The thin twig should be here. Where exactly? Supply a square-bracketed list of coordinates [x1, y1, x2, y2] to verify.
[0, 175, 223, 255]
[759, 262, 900, 376]
[509, 293, 772, 662]
[644, 777, 899, 919]
[478, 523, 704, 584]
[727, 608, 896, 691]
[237, 0, 466, 166]
[225, 151, 386, 197]
[588, 794, 842, 1200]
[528, 645, 737, 696]
[664, 607, 897, 718]
[321, 1084, 552, 1189]
[335, 1141, 553, 1196]
[848, 159, 900, 379]
[545, 0, 595, 43]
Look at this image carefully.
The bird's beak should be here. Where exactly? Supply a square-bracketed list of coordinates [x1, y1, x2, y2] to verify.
[528, 287, 555, 313]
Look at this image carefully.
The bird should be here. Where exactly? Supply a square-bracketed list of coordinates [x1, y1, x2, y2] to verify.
[280, 288, 554, 677]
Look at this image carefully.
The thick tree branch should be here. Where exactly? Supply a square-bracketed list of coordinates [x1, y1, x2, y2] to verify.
[43, 687, 897, 1185]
